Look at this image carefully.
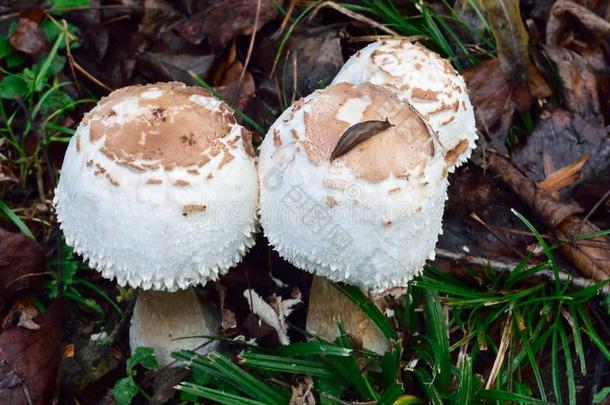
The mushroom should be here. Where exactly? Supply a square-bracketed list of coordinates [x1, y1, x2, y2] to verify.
[260, 82, 448, 293]
[333, 39, 477, 171]
[260, 82, 449, 349]
[54, 82, 258, 365]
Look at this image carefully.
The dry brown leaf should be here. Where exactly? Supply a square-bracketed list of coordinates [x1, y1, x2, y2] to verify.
[537, 154, 590, 195]
[546, 0, 610, 48]
[289, 376, 315, 405]
[463, 59, 550, 152]
[511, 109, 609, 204]
[9, 18, 46, 55]
[0, 229, 46, 312]
[543, 46, 604, 126]
[0, 302, 62, 405]
[175, 0, 280, 50]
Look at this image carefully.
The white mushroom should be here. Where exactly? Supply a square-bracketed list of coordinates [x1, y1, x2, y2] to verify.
[259, 82, 448, 292]
[333, 39, 477, 171]
[54, 82, 259, 364]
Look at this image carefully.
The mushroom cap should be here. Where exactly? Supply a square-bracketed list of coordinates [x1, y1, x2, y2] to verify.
[332, 40, 477, 171]
[259, 83, 448, 291]
[54, 82, 259, 291]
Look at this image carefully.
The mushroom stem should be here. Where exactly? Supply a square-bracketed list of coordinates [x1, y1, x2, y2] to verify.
[129, 288, 220, 366]
[306, 276, 389, 354]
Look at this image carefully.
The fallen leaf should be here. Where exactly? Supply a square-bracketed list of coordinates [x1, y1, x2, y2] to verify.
[546, 0, 610, 50]
[136, 51, 215, 85]
[537, 154, 589, 196]
[243, 288, 301, 345]
[282, 27, 344, 99]
[175, 0, 280, 50]
[543, 45, 604, 126]
[9, 18, 46, 55]
[1, 296, 40, 331]
[289, 376, 315, 405]
[463, 59, 550, 152]
[511, 109, 609, 202]
[0, 229, 46, 312]
[0, 302, 62, 405]
[215, 60, 256, 112]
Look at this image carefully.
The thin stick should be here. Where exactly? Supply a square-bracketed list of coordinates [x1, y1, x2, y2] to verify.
[232, 0, 262, 106]
[308, 2, 400, 36]
[434, 248, 610, 295]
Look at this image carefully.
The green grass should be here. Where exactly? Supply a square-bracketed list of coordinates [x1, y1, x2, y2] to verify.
[172, 210, 608, 404]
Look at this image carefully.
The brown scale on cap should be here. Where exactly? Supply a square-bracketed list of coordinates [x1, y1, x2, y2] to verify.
[301, 83, 434, 182]
[443, 138, 469, 168]
[86, 82, 243, 174]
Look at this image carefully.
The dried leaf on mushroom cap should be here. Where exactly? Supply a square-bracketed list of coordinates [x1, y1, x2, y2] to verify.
[54, 82, 259, 291]
[259, 82, 449, 292]
[332, 39, 477, 171]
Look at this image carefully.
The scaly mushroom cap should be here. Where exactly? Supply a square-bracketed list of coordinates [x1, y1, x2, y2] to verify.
[332, 40, 477, 171]
[54, 82, 258, 291]
[259, 83, 449, 291]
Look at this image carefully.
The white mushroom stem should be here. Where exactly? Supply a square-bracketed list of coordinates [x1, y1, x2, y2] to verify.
[129, 288, 220, 366]
[306, 275, 389, 354]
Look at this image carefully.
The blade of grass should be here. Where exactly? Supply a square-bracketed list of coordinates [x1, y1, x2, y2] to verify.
[177, 382, 268, 405]
[0, 200, 35, 239]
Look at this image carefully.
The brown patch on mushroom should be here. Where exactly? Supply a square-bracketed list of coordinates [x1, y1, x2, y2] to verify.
[414, 63, 422, 70]
[410, 87, 440, 101]
[383, 220, 392, 227]
[187, 169, 199, 175]
[75, 135, 81, 153]
[290, 128, 300, 140]
[146, 179, 163, 185]
[217, 151, 235, 169]
[206, 173, 213, 180]
[388, 187, 401, 194]
[182, 204, 207, 216]
[106, 173, 119, 186]
[441, 116, 456, 126]
[241, 128, 255, 157]
[302, 83, 434, 182]
[273, 129, 282, 148]
[88, 82, 236, 172]
[444, 139, 469, 167]
[326, 196, 337, 208]
[86, 159, 94, 167]
[427, 104, 453, 115]
[174, 180, 190, 187]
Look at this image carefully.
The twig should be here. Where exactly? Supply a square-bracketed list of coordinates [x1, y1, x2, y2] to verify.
[273, 0, 298, 38]
[308, 2, 400, 36]
[232, 0, 261, 106]
[434, 248, 610, 295]
[470, 212, 525, 258]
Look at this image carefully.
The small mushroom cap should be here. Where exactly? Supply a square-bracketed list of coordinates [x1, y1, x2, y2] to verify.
[333, 40, 477, 171]
[259, 83, 448, 291]
[54, 82, 258, 291]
